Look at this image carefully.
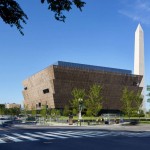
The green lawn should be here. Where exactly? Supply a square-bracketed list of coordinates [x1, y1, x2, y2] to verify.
[59, 116, 100, 120]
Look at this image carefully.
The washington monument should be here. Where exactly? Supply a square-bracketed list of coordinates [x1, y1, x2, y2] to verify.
[134, 24, 145, 111]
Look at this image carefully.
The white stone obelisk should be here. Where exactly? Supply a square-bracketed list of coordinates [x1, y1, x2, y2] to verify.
[134, 24, 145, 111]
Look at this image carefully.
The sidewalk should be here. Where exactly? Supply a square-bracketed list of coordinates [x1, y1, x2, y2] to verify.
[93, 124, 150, 132]
[11, 123, 150, 132]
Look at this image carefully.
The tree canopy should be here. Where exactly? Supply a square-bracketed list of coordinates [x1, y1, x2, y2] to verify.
[121, 87, 133, 118]
[0, 0, 86, 35]
[0, 0, 28, 35]
[70, 84, 103, 117]
[85, 84, 103, 116]
[71, 88, 86, 113]
[121, 87, 143, 118]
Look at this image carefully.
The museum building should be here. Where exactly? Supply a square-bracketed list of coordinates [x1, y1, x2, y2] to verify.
[22, 61, 142, 111]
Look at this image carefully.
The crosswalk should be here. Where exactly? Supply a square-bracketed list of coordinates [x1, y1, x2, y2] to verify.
[0, 130, 150, 144]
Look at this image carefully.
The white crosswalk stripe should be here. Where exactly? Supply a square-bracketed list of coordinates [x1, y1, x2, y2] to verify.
[0, 139, 6, 144]
[59, 131, 97, 137]
[36, 132, 68, 139]
[0, 130, 150, 144]
[80, 131, 110, 137]
[115, 132, 142, 137]
[47, 132, 82, 138]
[58, 131, 108, 137]
[108, 132, 124, 137]
[135, 132, 150, 137]
[87, 131, 116, 137]
[12, 133, 38, 141]
[4, 134, 23, 142]
[24, 133, 54, 140]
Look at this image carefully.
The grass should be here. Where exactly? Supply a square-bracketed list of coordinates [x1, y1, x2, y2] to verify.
[59, 116, 150, 120]
[59, 116, 100, 120]
[139, 121, 150, 124]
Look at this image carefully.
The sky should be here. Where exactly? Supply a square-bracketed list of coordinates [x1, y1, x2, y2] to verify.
[0, 0, 150, 109]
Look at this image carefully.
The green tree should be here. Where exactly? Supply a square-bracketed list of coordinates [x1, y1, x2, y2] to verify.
[72, 108, 78, 116]
[50, 109, 60, 119]
[9, 107, 21, 116]
[0, 0, 86, 35]
[63, 105, 70, 116]
[85, 84, 103, 116]
[31, 107, 36, 119]
[23, 105, 29, 117]
[0, 104, 5, 115]
[50, 108, 56, 118]
[70, 88, 86, 112]
[121, 87, 134, 119]
[40, 105, 47, 119]
[55, 109, 61, 118]
[86, 109, 92, 117]
[134, 91, 143, 119]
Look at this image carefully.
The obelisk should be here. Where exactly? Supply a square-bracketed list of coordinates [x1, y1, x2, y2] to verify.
[134, 24, 145, 111]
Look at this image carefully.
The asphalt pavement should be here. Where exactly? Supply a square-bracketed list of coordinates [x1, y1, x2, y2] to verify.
[0, 124, 150, 150]
[0, 128, 150, 150]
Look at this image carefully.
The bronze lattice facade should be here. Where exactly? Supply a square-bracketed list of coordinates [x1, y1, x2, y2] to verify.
[22, 61, 142, 111]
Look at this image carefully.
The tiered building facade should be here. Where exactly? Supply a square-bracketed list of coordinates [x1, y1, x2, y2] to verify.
[23, 61, 142, 111]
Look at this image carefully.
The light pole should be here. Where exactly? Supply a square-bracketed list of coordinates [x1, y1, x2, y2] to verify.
[35, 103, 38, 122]
[78, 98, 83, 125]
[45, 101, 48, 122]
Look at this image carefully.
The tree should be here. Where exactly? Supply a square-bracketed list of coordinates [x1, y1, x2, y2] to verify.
[0, 0, 28, 35]
[85, 84, 103, 116]
[121, 87, 143, 119]
[63, 105, 70, 116]
[121, 87, 134, 119]
[72, 108, 78, 116]
[86, 109, 92, 117]
[50, 109, 60, 119]
[0, 0, 86, 35]
[134, 91, 143, 119]
[41, 0, 86, 22]
[22, 105, 29, 117]
[0, 104, 5, 115]
[31, 107, 36, 118]
[70, 88, 86, 113]
[40, 105, 47, 119]
[8, 107, 21, 116]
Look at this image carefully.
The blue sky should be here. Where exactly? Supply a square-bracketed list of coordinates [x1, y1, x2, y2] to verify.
[0, 0, 150, 109]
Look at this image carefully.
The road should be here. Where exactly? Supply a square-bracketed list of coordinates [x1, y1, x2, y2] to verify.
[0, 126, 150, 150]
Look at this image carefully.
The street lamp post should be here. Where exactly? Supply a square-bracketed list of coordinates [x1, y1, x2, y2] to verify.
[78, 98, 83, 126]
[46, 101, 48, 122]
[35, 103, 38, 123]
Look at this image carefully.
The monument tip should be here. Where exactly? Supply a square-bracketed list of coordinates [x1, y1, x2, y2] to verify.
[136, 23, 143, 31]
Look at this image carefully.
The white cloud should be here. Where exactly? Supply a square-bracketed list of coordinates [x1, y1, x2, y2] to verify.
[119, 0, 150, 25]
